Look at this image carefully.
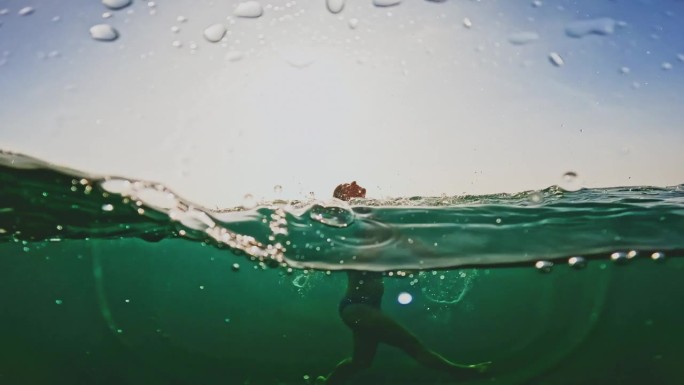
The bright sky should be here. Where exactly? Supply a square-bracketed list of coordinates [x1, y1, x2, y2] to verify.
[1, 0, 683, 207]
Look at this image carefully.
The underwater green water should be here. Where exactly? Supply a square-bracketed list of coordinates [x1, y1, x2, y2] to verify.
[1, 151, 683, 385]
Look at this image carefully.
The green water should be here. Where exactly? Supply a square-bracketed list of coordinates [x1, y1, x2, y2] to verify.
[1, 151, 683, 385]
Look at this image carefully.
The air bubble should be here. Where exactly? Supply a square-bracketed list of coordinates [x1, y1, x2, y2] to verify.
[232, 263, 240, 271]
[661, 62, 673, 71]
[610, 252, 628, 264]
[273, 185, 283, 194]
[373, 0, 401, 7]
[531, 0, 542, 7]
[651, 252, 665, 262]
[535, 260, 553, 273]
[234, 1, 263, 18]
[55, 299, 63, 305]
[18, 7, 34, 16]
[102, 204, 114, 212]
[397, 292, 412, 305]
[529, 191, 543, 203]
[204, 24, 227, 43]
[549, 52, 564, 67]
[507, 31, 539, 45]
[560, 171, 581, 191]
[326, 0, 345, 14]
[103, 0, 132, 10]
[568, 256, 586, 269]
[309, 204, 355, 228]
[90, 24, 119, 42]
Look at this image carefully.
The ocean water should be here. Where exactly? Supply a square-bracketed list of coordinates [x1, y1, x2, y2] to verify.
[1, 151, 683, 385]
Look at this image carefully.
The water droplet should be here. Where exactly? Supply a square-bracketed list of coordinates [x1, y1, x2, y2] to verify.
[495, 218, 502, 224]
[102, 12, 113, 19]
[397, 292, 412, 305]
[100, 179, 132, 194]
[102, 204, 114, 212]
[610, 251, 628, 264]
[225, 50, 244, 62]
[651, 252, 665, 262]
[568, 256, 586, 269]
[348, 18, 359, 29]
[117, 329, 123, 334]
[535, 260, 553, 273]
[560, 171, 581, 191]
[199, 285, 205, 290]
[125, 299, 130, 303]
[89, 24, 119, 42]
[18, 7, 34, 16]
[234, 1, 263, 18]
[661, 62, 673, 71]
[273, 185, 283, 194]
[529, 191, 543, 203]
[309, 204, 355, 228]
[508, 31, 539, 45]
[531, 0, 542, 7]
[147, 1, 156, 8]
[549, 52, 564, 67]
[565, 18, 615, 38]
[55, 299, 63, 305]
[242, 194, 257, 209]
[171, 25, 180, 33]
[177, 15, 188, 23]
[204, 24, 227, 43]
[374, 0, 401, 6]
[224, 318, 231, 323]
[326, 0, 344, 14]
[103, 0, 132, 10]
[0, 9, 8, 16]
[619, 66, 630, 74]
[232, 263, 240, 271]
[172, 40, 182, 48]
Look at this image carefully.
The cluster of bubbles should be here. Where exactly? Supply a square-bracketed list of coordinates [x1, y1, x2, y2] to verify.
[535, 250, 666, 274]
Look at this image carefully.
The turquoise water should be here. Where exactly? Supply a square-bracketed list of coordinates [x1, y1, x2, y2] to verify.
[1, 150, 683, 384]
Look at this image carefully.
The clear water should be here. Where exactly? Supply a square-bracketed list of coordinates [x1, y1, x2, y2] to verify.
[1, 151, 683, 384]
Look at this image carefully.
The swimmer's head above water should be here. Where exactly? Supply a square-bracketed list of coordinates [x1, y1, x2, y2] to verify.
[333, 181, 366, 201]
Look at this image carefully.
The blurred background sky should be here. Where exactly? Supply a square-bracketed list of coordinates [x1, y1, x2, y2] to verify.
[0, 0, 682, 207]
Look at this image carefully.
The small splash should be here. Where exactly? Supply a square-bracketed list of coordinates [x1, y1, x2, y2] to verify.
[508, 31, 539, 45]
[326, 0, 345, 14]
[373, 0, 401, 7]
[308, 204, 355, 228]
[565, 18, 616, 38]
[234, 1, 263, 18]
[203, 24, 227, 43]
[549, 52, 564, 67]
[89, 24, 119, 42]
[102, 0, 132, 10]
[18, 7, 34, 16]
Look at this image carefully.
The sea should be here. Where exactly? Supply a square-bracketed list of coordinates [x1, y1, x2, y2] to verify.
[1, 151, 682, 385]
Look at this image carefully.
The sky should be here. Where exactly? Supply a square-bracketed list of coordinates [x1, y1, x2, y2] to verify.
[0, 0, 683, 207]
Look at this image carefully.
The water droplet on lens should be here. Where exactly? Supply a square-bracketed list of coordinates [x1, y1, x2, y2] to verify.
[651, 252, 665, 262]
[565, 18, 615, 38]
[326, 0, 345, 14]
[234, 1, 263, 18]
[103, 0, 132, 10]
[309, 204, 355, 228]
[18, 7, 34, 16]
[535, 260, 553, 273]
[508, 31, 539, 45]
[242, 194, 257, 209]
[102, 204, 114, 212]
[90, 24, 119, 42]
[373, 0, 401, 7]
[549, 52, 564, 67]
[560, 171, 581, 191]
[204, 24, 227, 43]
[568, 256, 586, 269]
